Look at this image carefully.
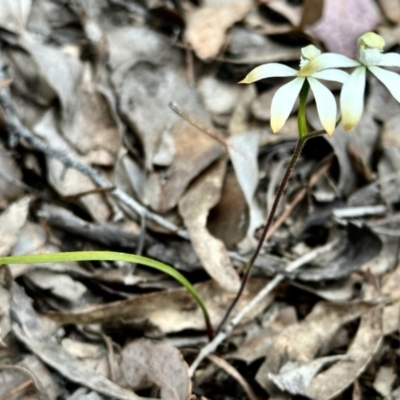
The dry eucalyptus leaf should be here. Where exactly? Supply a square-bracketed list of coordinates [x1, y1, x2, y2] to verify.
[0, 196, 30, 256]
[0, 143, 24, 207]
[121, 339, 190, 400]
[61, 65, 121, 166]
[0, 273, 11, 341]
[34, 109, 110, 221]
[24, 270, 87, 304]
[300, 0, 324, 27]
[198, 74, 244, 116]
[67, 388, 105, 400]
[10, 283, 147, 400]
[306, 0, 380, 57]
[207, 171, 249, 248]
[46, 278, 274, 334]
[225, 26, 301, 64]
[19, 32, 83, 123]
[263, 0, 303, 26]
[255, 301, 376, 394]
[0, 0, 32, 34]
[185, 0, 253, 60]
[268, 355, 353, 396]
[378, 0, 400, 23]
[179, 159, 241, 292]
[227, 131, 264, 242]
[306, 307, 383, 400]
[373, 366, 397, 397]
[383, 302, 400, 335]
[106, 25, 180, 71]
[292, 224, 382, 282]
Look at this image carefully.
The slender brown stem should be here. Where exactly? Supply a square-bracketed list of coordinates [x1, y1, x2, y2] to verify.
[215, 137, 306, 334]
[214, 130, 325, 335]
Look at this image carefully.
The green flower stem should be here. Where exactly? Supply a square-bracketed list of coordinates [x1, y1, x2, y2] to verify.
[215, 81, 320, 336]
[297, 80, 310, 139]
[0, 251, 213, 340]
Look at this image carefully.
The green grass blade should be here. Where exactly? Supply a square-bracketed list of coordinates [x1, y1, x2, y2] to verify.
[0, 251, 212, 338]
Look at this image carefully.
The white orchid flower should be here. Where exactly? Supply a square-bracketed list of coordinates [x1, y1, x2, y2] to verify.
[240, 45, 355, 136]
[340, 32, 400, 131]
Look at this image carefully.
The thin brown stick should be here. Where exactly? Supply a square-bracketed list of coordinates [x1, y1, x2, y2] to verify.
[0, 380, 34, 400]
[169, 102, 228, 147]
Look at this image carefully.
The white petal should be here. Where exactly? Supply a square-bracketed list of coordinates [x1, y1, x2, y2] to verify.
[308, 77, 337, 136]
[271, 77, 305, 133]
[312, 69, 349, 84]
[239, 63, 296, 84]
[376, 52, 400, 67]
[299, 53, 360, 76]
[340, 67, 366, 131]
[368, 66, 400, 102]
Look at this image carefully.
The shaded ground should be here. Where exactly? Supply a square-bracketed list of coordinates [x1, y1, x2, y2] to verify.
[1, 0, 400, 399]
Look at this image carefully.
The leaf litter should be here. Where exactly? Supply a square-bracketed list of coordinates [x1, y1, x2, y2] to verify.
[0, 0, 399, 399]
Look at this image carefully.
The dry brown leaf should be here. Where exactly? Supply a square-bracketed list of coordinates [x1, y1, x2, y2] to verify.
[227, 132, 264, 244]
[300, 0, 324, 27]
[263, 0, 303, 26]
[185, 0, 253, 60]
[121, 339, 190, 400]
[207, 171, 249, 248]
[255, 302, 376, 395]
[34, 109, 110, 221]
[0, 196, 30, 256]
[62, 65, 121, 166]
[306, 0, 380, 57]
[25, 270, 87, 304]
[0, 0, 32, 34]
[268, 354, 353, 396]
[10, 283, 149, 400]
[0, 143, 24, 208]
[179, 159, 241, 292]
[19, 32, 83, 122]
[46, 278, 274, 334]
[378, 0, 400, 23]
[382, 261, 400, 301]
[306, 307, 383, 400]
[0, 78, 12, 90]
[224, 26, 301, 64]
[383, 302, 400, 335]
[373, 366, 397, 397]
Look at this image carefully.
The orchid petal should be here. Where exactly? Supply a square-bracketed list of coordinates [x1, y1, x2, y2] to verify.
[368, 66, 400, 102]
[340, 67, 366, 131]
[376, 52, 400, 67]
[271, 77, 305, 133]
[299, 53, 360, 76]
[239, 63, 296, 84]
[308, 77, 337, 136]
[312, 69, 349, 84]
